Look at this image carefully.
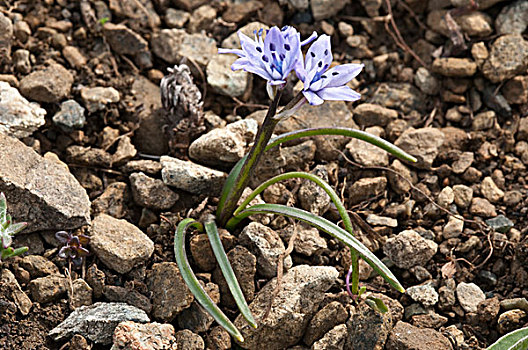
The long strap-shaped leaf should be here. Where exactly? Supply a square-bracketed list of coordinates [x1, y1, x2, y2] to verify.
[174, 218, 244, 342]
[204, 221, 257, 328]
[488, 327, 528, 350]
[217, 127, 417, 217]
[235, 204, 405, 293]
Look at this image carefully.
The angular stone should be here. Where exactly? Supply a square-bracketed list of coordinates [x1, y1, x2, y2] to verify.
[279, 223, 327, 257]
[496, 0, 528, 35]
[303, 301, 348, 346]
[129, 172, 179, 210]
[174, 329, 205, 350]
[347, 298, 393, 350]
[0, 134, 90, 232]
[452, 152, 474, 174]
[103, 23, 148, 56]
[432, 58, 477, 77]
[80, 86, 120, 113]
[414, 67, 440, 95]
[346, 126, 389, 167]
[482, 34, 528, 83]
[70, 278, 93, 308]
[485, 215, 514, 234]
[388, 159, 415, 195]
[52, 99, 86, 131]
[394, 127, 444, 169]
[470, 197, 497, 217]
[20, 255, 59, 278]
[206, 54, 250, 97]
[1, 269, 32, 315]
[503, 76, 528, 105]
[386, 321, 452, 350]
[103, 285, 152, 313]
[453, 184, 473, 208]
[151, 29, 217, 66]
[456, 282, 486, 313]
[348, 177, 387, 205]
[369, 83, 426, 114]
[165, 8, 190, 28]
[112, 321, 176, 350]
[298, 165, 331, 216]
[443, 215, 464, 239]
[366, 214, 398, 228]
[49, 302, 149, 345]
[28, 274, 68, 303]
[62, 45, 87, 69]
[407, 284, 439, 307]
[90, 214, 154, 274]
[312, 324, 347, 350]
[19, 64, 73, 103]
[311, 0, 348, 21]
[383, 230, 438, 269]
[353, 103, 398, 127]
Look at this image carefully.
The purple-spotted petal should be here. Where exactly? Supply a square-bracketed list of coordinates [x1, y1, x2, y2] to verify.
[322, 63, 364, 88]
[218, 48, 245, 56]
[316, 86, 361, 102]
[302, 90, 325, 105]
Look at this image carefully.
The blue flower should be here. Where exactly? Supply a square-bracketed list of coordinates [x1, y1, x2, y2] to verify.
[219, 26, 316, 87]
[297, 35, 364, 106]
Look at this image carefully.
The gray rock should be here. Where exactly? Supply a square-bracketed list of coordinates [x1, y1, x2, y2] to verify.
[103, 23, 148, 56]
[189, 119, 257, 167]
[485, 215, 514, 233]
[346, 126, 389, 167]
[160, 156, 227, 196]
[52, 99, 86, 131]
[1, 269, 32, 315]
[346, 299, 393, 350]
[383, 230, 438, 269]
[298, 165, 331, 216]
[414, 67, 439, 95]
[406, 284, 439, 307]
[92, 182, 130, 219]
[0, 81, 46, 138]
[386, 321, 453, 350]
[311, 324, 347, 350]
[394, 127, 444, 169]
[456, 282, 485, 313]
[0, 134, 91, 232]
[453, 184, 473, 208]
[443, 215, 464, 238]
[90, 214, 154, 274]
[129, 172, 179, 210]
[19, 64, 73, 103]
[482, 34, 528, 83]
[49, 302, 149, 345]
[303, 301, 348, 346]
[112, 321, 177, 350]
[353, 103, 398, 127]
[496, 0, 528, 35]
[80, 86, 120, 113]
[239, 222, 292, 279]
[432, 58, 477, 77]
[348, 177, 387, 205]
[279, 223, 327, 257]
[147, 262, 194, 321]
[165, 8, 190, 28]
[28, 274, 68, 303]
[234, 265, 339, 349]
[311, 0, 348, 21]
[207, 54, 250, 97]
[151, 29, 217, 66]
[452, 152, 474, 174]
[369, 83, 426, 114]
[469, 197, 497, 217]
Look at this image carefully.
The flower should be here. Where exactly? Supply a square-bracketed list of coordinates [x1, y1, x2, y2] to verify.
[56, 231, 90, 267]
[219, 26, 316, 88]
[297, 34, 364, 106]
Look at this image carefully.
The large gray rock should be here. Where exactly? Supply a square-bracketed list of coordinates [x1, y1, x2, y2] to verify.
[90, 214, 154, 274]
[394, 127, 445, 169]
[19, 64, 73, 103]
[206, 54, 250, 97]
[151, 29, 217, 66]
[482, 35, 528, 83]
[234, 265, 339, 349]
[49, 302, 149, 345]
[383, 230, 438, 269]
[0, 134, 90, 232]
[456, 282, 486, 313]
[495, 0, 528, 35]
[0, 81, 46, 138]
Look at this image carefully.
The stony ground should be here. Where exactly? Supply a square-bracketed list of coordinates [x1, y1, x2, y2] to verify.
[0, 0, 528, 349]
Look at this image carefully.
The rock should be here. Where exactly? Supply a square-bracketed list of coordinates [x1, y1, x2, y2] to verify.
[366, 214, 398, 228]
[151, 29, 217, 66]
[348, 177, 387, 205]
[189, 119, 257, 167]
[346, 298, 393, 350]
[112, 321, 176, 350]
[147, 262, 194, 321]
[122, 160, 162, 175]
[503, 76, 528, 105]
[279, 224, 327, 257]
[497, 309, 527, 334]
[303, 301, 348, 346]
[112, 136, 137, 166]
[189, 5, 217, 31]
[453, 184, 473, 208]
[427, 10, 492, 37]
[62, 46, 87, 69]
[20, 255, 59, 278]
[206, 54, 250, 97]
[383, 230, 438, 269]
[406, 284, 439, 307]
[432, 58, 477, 77]
[28, 274, 68, 303]
[411, 312, 448, 329]
[1, 269, 32, 315]
[452, 152, 474, 174]
[496, 0, 528, 35]
[103, 286, 152, 313]
[80, 86, 120, 113]
[109, 0, 161, 30]
[482, 34, 528, 83]
[456, 282, 486, 313]
[221, 22, 269, 49]
[472, 111, 496, 131]
[234, 265, 339, 349]
[386, 321, 453, 350]
[239, 222, 292, 279]
[443, 215, 464, 239]
[485, 215, 514, 234]
[52, 99, 86, 131]
[177, 282, 218, 333]
[482, 85, 512, 118]
[480, 176, 504, 203]
[414, 67, 439, 95]
[66, 145, 112, 167]
[90, 214, 154, 274]
[469, 197, 497, 217]
[394, 127, 444, 169]
[312, 324, 347, 350]
[298, 165, 331, 216]
[103, 23, 148, 56]
[70, 279, 93, 308]
[0, 12, 13, 62]
[13, 49, 31, 74]
[501, 298, 528, 312]
[206, 326, 231, 350]
[369, 83, 426, 114]
[0, 81, 46, 138]
[129, 172, 179, 210]
[388, 159, 415, 195]
[86, 264, 105, 299]
[174, 329, 205, 350]
[19, 64, 73, 103]
[92, 182, 130, 219]
[519, 118, 528, 141]
[165, 8, 190, 28]
[437, 186, 454, 208]
[160, 156, 227, 196]
[347, 126, 389, 167]
[311, 0, 348, 21]
[222, 1, 262, 23]
[0, 134, 91, 232]
[353, 103, 398, 127]
[49, 302, 149, 345]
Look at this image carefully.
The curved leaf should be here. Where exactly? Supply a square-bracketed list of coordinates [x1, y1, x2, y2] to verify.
[488, 327, 528, 350]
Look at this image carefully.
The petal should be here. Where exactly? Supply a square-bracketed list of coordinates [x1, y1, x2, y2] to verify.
[300, 31, 318, 46]
[218, 48, 245, 57]
[322, 63, 364, 88]
[302, 90, 325, 105]
[316, 86, 361, 102]
[304, 35, 332, 77]
[232, 58, 271, 80]
[55, 230, 70, 243]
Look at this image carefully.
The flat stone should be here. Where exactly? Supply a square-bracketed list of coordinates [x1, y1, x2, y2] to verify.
[346, 126, 389, 167]
[369, 83, 426, 114]
[394, 127, 444, 169]
[432, 58, 477, 77]
[366, 214, 398, 227]
[312, 324, 347, 350]
[52, 99, 86, 131]
[452, 152, 474, 174]
[122, 160, 162, 175]
[112, 321, 176, 350]
[407, 284, 439, 307]
[383, 230, 438, 269]
[456, 282, 485, 313]
[311, 0, 348, 20]
[485, 215, 514, 234]
[151, 29, 217, 66]
[206, 54, 250, 97]
[90, 214, 154, 274]
[19, 64, 73, 103]
[303, 301, 348, 346]
[20, 255, 59, 278]
[161, 156, 227, 196]
[28, 274, 68, 303]
[129, 172, 179, 210]
[92, 182, 130, 219]
[386, 321, 453, 350]
[353, 103, 398, 127]
[348, 177, 387, 205]
[279, 223, 327, 257]
[103, 23, 148, 56]
[427, 10, 492, 37]
[496, 0, 528, 35]
[0, 134, 91, 232]
[103, 285, 152, 313]
[482, 34, 528, 83]
[80, 86, 120, 113]
[49, 302, 149, 345]
[234, 265, 339, 349]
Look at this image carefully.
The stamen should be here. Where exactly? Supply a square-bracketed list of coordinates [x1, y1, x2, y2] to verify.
[279, 53, 285, 61]
[321, 75, 327, 79]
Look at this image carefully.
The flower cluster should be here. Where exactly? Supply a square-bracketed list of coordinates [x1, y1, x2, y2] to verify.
[55, 231, 90, 267]
[220, 26, 363, 106]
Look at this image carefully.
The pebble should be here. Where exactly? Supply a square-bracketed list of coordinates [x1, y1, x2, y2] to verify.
[122, 160, 162, 175]
[383, 230, 438, 269]
[480, 176, 504, 203]
[298, 165, 331, 216]
[311, 0, 348, 21]
[443, 215, 464, 239]
[92, 182, 130, 219]
[13, 49, 31, 74]
[129, 172, 179, 210]
[160, 156, 227, 196]
[62, 46, 87, 69]
[28, 274, 68, 303]
[406, 284, 439, 307]
[189, 119, 257, 167]
[312, 324, 347, 350]
[482, 34, 528, 83]
[165, 8, 190, 28]
[303, 301, 348, 346]
[103, 285, 151, 313]
[503, 76, 528, 105]
[386, 321, 453, 350]
[0, 81, 46, 138]
[70, 278, 93, 308]
[366, 214, 398, 227]
[452, 152, 474, 174]
[90, 214, 154, 274]
[233, 265, 339, 349]
[394, 127, 444, 169]
[482, 85, 512, 118]
[147, 262, 194, 321]
[20, 255, 59, 278]
[472, 110, 496, 131]
[432, 58, 477, 77]
[206, 54, 250, 97]
[112, 136, 137, 165]
[174, 329, 205, 350]
[177, 282, 218, 333]
[347, 126, 389, 167]
[80, 86, 120, 113]
[453, 184, 473, 208]
[190, 5, 217, 31]
[485, 215, 514, 233]
[49, 302, 149, 345]
[19, 63, 73, 103]
[112, 321, 177, 350]
[103, 22, 148, 56]
[0, 12, 13, 61]
[279, 223, 327, 257]
[456, 11, 493, 37]
[497, 309, 527, 334]
[414, 67, 440, 95]
[151, 29, 217, 66]
[500, 298, 528, 312]
[495, 0, 528, 35]
[456, 282, 486, 313]
[369, 83, 425, 114]
[239, 222, 293, 279]
[52, 99, 86, 131]
[13, 20, 30, 43]
[470, 197, 497, 217]
[348, 176, 387, 205]
[437, 186, 454, 208]
[1, 269, 32, 315]
[388, 159, 415, 195]
[353, 103, 398, 127]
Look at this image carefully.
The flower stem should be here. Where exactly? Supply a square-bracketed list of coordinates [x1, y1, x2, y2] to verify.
[217, 91, 283, 227]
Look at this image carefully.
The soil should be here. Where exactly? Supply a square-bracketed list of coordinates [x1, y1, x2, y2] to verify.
[0, 0, 528, 349]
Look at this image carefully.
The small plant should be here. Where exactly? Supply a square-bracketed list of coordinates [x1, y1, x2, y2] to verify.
[170, 26, 417, 342]
[55, 231, 90, 268]
[0, 193, 28, 261]
[487, 327, 528, 350]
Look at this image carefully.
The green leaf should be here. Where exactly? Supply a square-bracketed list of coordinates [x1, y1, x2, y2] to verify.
[174, 218, 244, 342]
[204, 221, 257, 328]
[235, 204, 405, 293]
[4, 222, 27, 236]
[2, 246, 28, 259]
[488, 327, 528, 350]
[365, 296, 388, 314]
[0, 192, 6, 223]
[217, 158, 245, 217]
